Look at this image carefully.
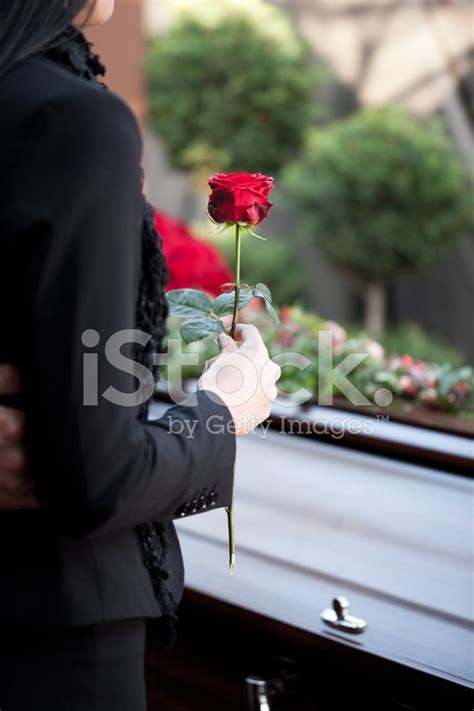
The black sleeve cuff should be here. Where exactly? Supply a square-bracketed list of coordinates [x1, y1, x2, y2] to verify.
[170, 389, 236, 520]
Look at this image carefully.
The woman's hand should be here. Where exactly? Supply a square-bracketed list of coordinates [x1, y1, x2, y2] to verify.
[198, 324, 281, 436]
[0, 364, 39, 510]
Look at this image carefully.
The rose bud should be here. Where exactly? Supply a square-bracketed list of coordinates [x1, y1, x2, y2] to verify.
[208, 172, 275, 226]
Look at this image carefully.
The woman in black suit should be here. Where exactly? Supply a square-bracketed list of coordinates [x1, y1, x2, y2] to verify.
[0, 2, 280, 709]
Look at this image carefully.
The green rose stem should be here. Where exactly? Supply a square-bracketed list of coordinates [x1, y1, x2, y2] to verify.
[229, 223, 241, 338]
[226, 494, 235, 576]
[226, 222, 241, 575]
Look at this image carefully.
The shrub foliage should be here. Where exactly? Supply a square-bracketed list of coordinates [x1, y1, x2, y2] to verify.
[284, 107, 472, 283]
[147, 14, 324, 179]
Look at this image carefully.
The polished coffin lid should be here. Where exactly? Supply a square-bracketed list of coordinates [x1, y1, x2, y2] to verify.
[149, 401, 473, 688]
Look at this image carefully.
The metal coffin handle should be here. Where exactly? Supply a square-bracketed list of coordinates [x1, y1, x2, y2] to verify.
[245, 658, 297, 710]
[321, 595, 367, 633]
[245, 676, 273, 711]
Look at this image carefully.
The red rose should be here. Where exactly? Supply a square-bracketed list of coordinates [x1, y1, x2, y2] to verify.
[208, 172, 275, 226]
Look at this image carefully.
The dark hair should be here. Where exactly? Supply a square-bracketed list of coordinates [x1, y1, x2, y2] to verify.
[0, 1, 94, 77]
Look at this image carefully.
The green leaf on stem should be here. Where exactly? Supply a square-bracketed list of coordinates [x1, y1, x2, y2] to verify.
[212, 289, 254, 317]
[166, 289, 213, 318]
[252, 282, 272, 303]
[263, 300, 280, 328]
[179, 316, 225, 344]
[252, 283, 280, 328]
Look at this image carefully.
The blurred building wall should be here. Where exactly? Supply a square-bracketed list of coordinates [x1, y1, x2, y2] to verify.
[85, 0, 146, 125]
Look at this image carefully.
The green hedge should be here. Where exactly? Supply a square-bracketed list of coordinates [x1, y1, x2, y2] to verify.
[147, 13, 326, 179]
[284, 106, 472, 283]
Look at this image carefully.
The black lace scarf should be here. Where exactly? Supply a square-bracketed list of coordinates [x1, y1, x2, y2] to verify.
[41, 25, 178, 649]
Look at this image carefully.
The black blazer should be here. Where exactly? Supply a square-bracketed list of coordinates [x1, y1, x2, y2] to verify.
[0, 55, 235, 626]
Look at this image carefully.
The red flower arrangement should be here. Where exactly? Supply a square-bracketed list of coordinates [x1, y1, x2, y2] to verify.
[153, 209, 234, 297]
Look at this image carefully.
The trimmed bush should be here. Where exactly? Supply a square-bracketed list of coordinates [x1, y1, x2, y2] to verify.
[284, 107, 472, 335]
[147, 9, 326, 180]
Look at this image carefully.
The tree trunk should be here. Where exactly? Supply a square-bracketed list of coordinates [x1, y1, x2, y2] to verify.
[364, 283, 386, 339]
